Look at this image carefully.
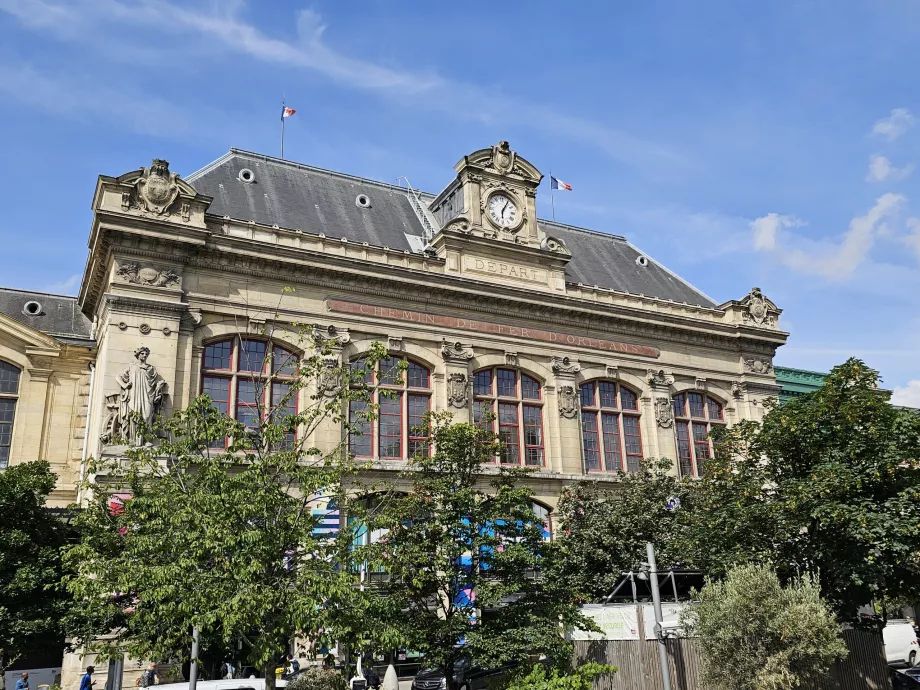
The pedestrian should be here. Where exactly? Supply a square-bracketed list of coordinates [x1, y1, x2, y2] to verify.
[140, 663, 158, 688]
[80, 666, 95, 690]
[14, 672, 29, 690]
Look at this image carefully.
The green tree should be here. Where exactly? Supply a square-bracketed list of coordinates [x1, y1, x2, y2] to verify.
[355, 414, 585, 690]
[680, 358, 920, 621]
[683, 564, 846, 690]
[550, 459, 689, 601]
[0, 461, 75, 671]
[65, 336, 387, 690]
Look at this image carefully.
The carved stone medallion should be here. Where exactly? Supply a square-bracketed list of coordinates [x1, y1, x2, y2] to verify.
[741, 287, 778, 328]
[447, 372, 469, 409]
[743, 358, 773, 375]
[558, 385, 578, 419]
[135, 159, 180, 215]
[490, 140, 516, 174]
[317, 358, 342, 397]
[654, 396, 674, 428]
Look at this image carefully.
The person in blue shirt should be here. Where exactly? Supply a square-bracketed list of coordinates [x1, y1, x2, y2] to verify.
[14, 672, 29, 690]
[80, 666, 95, 690]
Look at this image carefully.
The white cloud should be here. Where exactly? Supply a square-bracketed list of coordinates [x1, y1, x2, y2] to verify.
[42, 273, 81, 295]
[754, 194, 905, 281]
[903, 217, 920, 259]
[891, 380, 920, 407]
[750, 213, 803, 251]
[871, 108, 915, 141]
[866, 154, 914, 182]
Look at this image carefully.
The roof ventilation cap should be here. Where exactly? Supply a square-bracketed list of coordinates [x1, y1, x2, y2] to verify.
[238, 168, 255, 184]
[355, 194, 371, 208]
[635, 255, 649, 267]
[23, 300, 42, 316]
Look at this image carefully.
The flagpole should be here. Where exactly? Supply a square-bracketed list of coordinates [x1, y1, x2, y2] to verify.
[281, 99, 285, 160]
[550, 168, 556, 222]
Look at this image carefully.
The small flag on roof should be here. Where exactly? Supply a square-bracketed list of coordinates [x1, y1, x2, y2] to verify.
[550, 176, 572, 191]
[282, 106, 296, 118]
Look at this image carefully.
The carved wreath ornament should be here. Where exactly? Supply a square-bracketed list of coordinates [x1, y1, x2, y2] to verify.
[116, 262, 180, 288]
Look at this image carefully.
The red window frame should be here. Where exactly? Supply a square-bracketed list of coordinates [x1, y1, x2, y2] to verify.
[579, 380, 643, 473]
[348, 355, 432, 460]
[672, 392, 725, 477]
[199, 337, 300, 449]
[473, 368, 544, 467]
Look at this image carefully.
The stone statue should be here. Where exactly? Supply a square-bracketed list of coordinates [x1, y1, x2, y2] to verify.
[103, 346, 168, 446]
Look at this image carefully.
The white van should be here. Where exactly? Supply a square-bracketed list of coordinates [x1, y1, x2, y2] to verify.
[156, 680, 288, 690]
[884, 619, 919, 666]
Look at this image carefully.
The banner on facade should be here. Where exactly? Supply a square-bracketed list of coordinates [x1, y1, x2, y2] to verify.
[568, 605, 641, 641]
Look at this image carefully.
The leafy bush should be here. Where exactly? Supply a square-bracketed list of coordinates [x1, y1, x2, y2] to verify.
[286, 667, 347, 690]
[683, 564, 847, 690]
[504, 661, 615, 690]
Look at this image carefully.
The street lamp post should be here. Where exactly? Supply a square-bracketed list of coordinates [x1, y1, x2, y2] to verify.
[189, 626, 200, 690]
[646, 542, 672, 690]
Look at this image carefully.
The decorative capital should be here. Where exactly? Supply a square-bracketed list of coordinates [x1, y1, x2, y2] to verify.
[558, 385, 578, 419]
[441, 339, 474, 362]
[743, 357, 774, 375]
[312, 324, 351, 348]
[551, 355, 581, 375]
[646, 368, 674, 388]
[731, 381, 746, 399]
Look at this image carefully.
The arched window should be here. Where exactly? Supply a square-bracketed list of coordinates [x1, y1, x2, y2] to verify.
[348, 356, 431, 460]
[473, 367, 544, 466]
[672, 392, 725, 477]
[579, 380, 642, 473]
[200, 337, 299, 447]
[0, 361, 21, 469]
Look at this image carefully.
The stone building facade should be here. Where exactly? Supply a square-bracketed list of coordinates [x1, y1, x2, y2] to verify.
[2, 141, 787, 514]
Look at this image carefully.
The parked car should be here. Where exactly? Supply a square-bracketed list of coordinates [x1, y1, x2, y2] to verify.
[410, 658, 512, 690]
[891, 668, 920, 690]
[156, 680, 287, 690]
[885, 619, 920, 666]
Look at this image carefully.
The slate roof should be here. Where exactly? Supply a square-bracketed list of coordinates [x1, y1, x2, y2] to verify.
[187, 149, 716, 308]
[0, 288, 95, 346]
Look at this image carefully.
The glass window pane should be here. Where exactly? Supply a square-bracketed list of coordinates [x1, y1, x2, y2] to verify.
[349, 400, 371, 456]
[379, 393, 402, 458]
[620, 387, 638, 411]
[239, 340, 267, 373]
[601, 412, 622, 472]
[237, 379, 260, 405]
[408, 394, 429, 457]
[580, 382, 596, 408]
[688, 392, 705, 418]
[273, 346, 298, 376]
[271, 382, 296, 416]
[407, 361, 430, 389]
[350, 358, 372, 385]
[473, 399, 493, 430]
[622, 415, 642, 473]
[203, 341, 232, 370]
[202, 376, 230, 414]
[0, 361, 20, 395]
[582, 413, 600, 471]
[473, 370, 493, 397]
[599, 382, 617, 408]
[0, 398, 15, 469]
[521, 374, 541, 401]
[707, 397, 723, 421]
[498, 402, 519, 464]
[523, 405, 543, 466]
[676, 421, 693, 477]
[379, 357, 402, 386]
[672, 394, 686, 418]
[497, 369, 517, 398]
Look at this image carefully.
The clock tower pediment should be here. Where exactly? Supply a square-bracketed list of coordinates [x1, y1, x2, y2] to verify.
[428, 141, 570, 294]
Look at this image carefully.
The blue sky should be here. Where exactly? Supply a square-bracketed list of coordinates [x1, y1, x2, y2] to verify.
[2, 0, 919, 401]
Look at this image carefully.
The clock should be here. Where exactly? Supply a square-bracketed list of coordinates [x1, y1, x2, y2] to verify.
[487, 193, 519, 228]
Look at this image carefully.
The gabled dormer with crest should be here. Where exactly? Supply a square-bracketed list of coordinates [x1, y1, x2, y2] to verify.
[427, 141, 572, 293]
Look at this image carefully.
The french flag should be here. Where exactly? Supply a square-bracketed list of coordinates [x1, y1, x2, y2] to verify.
[551, 176, 572, 191]
[282, 106, 296, 119]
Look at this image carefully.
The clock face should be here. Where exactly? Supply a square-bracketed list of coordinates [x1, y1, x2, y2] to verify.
[487, 193, 518, 228]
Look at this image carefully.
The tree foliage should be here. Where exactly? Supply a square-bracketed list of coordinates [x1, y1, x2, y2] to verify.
[680, 358, 920, 620]
[0, 461, 75, 669]
[356, 414, 585, 690]
[65, 335, 387, 689]
[505, 662, 616, 690]
[683, 564, 846, 690]
[550, 459, 689, 601]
